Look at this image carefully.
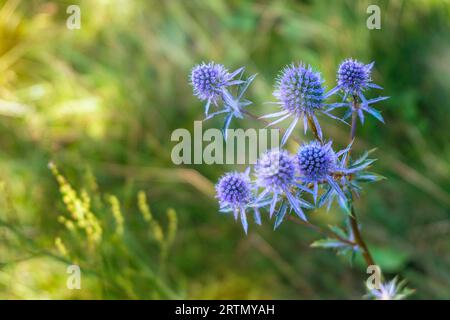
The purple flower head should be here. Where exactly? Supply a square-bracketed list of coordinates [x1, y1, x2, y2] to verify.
[296, 140, 347, 207]
[274, 63, 325, 116]
[216, 170, 262, 234]
[366, 277, 414, 300]
[191, 62, 231, 104]
[216, 172, 252, 207]
[253, 149, 312, 224]
[296, 140, 379, 213]
[325, 59, 388, 125]
[261, 63, 332, 145]
[191, 62, 246, 117]
[337, 59, 372, 95]
[297, 141, 336, 183]
[255, 149, 297, 193]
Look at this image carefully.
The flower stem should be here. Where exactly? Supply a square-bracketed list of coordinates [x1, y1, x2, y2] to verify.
[350, 107, 358, 143]
[348, 96, 376, 268]
[349, 206, 375, 266]
[307, 115, 324, 144]
[287, 215, 356, 246]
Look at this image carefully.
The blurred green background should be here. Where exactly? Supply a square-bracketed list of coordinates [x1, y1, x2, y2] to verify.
[0, 0, 449, 299]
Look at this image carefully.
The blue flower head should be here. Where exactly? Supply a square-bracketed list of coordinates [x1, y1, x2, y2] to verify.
[297, 141, 336, 183]
[297, 140, 348, 207]
[325, 59, 388, 126]
[216, 170, 261, 234]
[337, 58, 372, 95]
[255, 149, 297, 193]
[190, 62, 244, 116]
[274, 63, 325, 116]
[191, 62, 230, 103]
[254, 149, 311, 224]
[366, 277, 414, 300]
[261, 63, 335, 145]
[296, 140, 380, 213]
[216, 171, 252, 207]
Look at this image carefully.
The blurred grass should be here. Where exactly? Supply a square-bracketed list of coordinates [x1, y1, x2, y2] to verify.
[0, 0, 449, 299]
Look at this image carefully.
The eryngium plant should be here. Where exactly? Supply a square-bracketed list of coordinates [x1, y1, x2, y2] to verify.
[190, 59, 412, 299]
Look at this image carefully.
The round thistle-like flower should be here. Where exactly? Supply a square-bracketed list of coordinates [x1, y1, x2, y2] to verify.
[297, 141, 336, 183]
[190, 62, 230, 103]
[274, 63, 325, 116]
[255, 149, 297, 192]
[337, 58, 372, 95]
[366, 278, 413, 300]
[216, 172, 252, 208]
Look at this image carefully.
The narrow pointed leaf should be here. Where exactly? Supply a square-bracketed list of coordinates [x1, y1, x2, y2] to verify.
[240, 208, 248, 234]
[367, 96, 389, 104]
[324, 86, 341, 99]
[253, 207, 262, 225]
[222, 113, 233, 141]
[274, 202, 288, 230]
[238, 73, 257, 100]
[259, 110, 289, 119]
[368, 83, 383, 90]
[311, 238, 347, 248]
[285, 190, 307, 221]
[364, 106, 385, 123]
[281, 117, 298, 146]
[269, 193, 278, 218]
[318, 187, 332, 208]
[266, 113, 291, 127]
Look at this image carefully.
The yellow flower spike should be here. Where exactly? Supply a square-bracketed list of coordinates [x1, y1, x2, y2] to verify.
[166, 208, 177, 247]
[55, 237, 68, 258]
[137, 191, 164, 243]
[50, 162, 102, 246]
[108, 195, 124, 236]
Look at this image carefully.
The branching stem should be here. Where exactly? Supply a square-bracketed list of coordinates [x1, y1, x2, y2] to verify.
[347, 96, 376, 268]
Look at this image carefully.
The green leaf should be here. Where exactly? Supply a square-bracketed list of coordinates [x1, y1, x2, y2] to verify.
[337, 193, 351, 215]
[356, 171, 386, 183]
[328, 225, 348, 239]
[310, 238, 346, 248]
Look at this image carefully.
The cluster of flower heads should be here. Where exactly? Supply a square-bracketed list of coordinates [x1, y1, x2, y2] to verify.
[190, 60, 387, 146]
[189, 59, 413, 299]
[214, 140, 377, 233]
[190, 58, 387, 234]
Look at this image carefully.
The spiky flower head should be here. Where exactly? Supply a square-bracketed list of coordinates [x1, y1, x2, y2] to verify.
[190, 62, 231, 104]
[366, 277, 414, 300]
[297, 141, 336, 183]
[255, 149, 297, 193]
[274, 63, 325, 116]
[216, 172, 252, 208]
[337, 58, 372, 95]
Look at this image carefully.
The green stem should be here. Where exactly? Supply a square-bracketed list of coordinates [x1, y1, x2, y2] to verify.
[350, 206, 375, 266]
[287, 215, 356, 246]
[348, 96, 376, 268]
